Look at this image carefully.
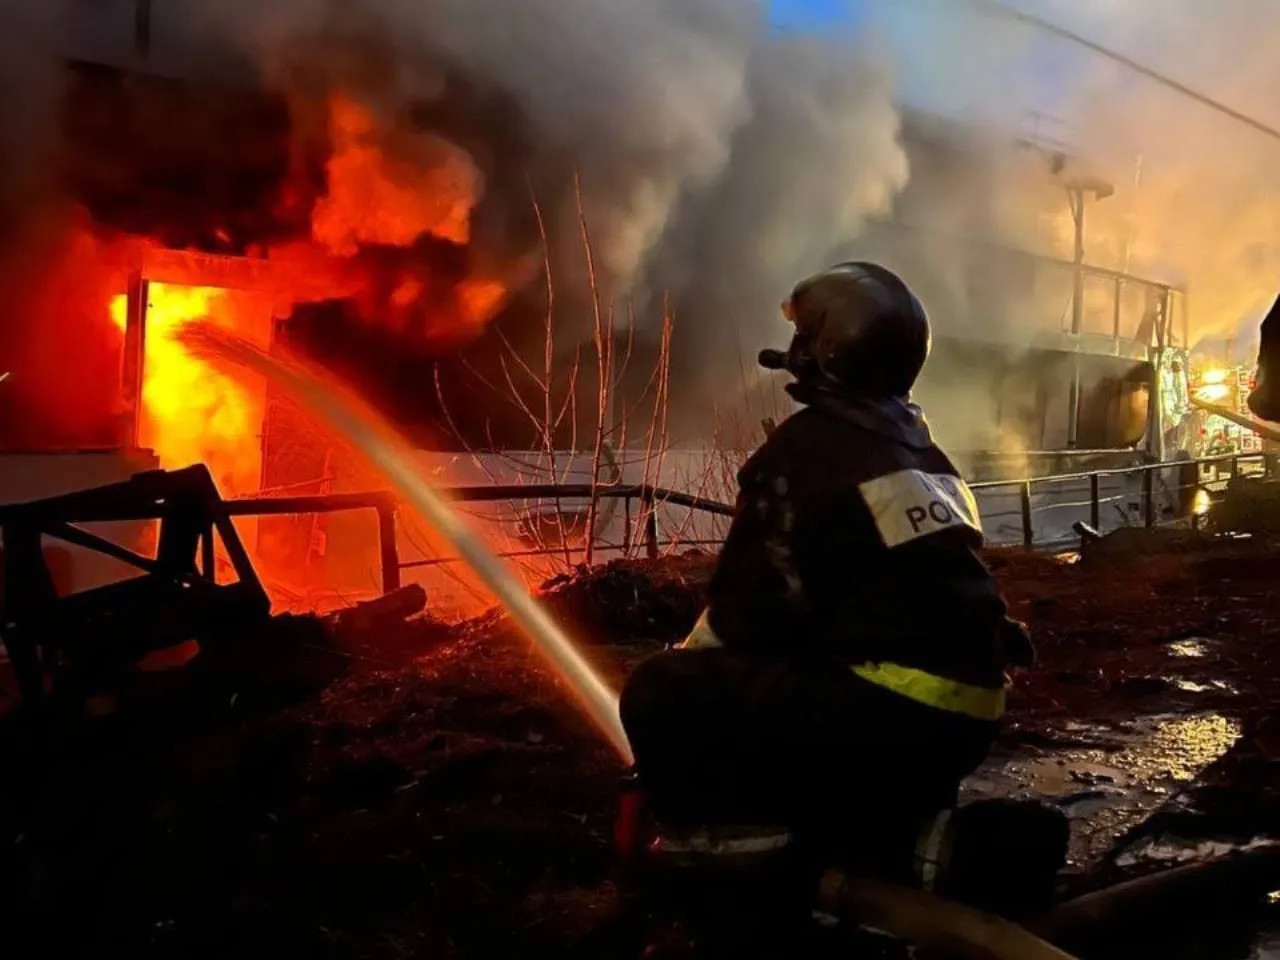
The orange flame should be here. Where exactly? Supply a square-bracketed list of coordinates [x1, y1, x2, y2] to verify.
[109, 283, 268, 497]
[70, 92, 521, 608]
[311, 95, 481, 256]
[458, 278, 509, 331]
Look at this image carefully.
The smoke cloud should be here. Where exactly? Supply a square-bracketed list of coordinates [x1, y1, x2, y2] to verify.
[878, 0, 1280, 351]
[1049, 0, 1280, 352]
[24, 0, 1277, 454]
[170, 0, 910, 431]
[649, 30, 909, 418]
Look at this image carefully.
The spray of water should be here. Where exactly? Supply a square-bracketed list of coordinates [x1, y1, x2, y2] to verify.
[176, 319, 634, 765]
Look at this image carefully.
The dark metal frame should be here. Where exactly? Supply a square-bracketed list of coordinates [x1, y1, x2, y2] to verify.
[0, 464, 269, 702]
[0, 466, 401, 703]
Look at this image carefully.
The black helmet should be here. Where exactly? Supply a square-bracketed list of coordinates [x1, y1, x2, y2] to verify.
[759, 261, 930, 398]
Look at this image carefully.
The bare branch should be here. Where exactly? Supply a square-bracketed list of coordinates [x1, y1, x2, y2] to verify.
[530, 182, 573, 570]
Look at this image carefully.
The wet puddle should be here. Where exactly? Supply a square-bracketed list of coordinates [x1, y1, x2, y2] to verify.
[964, 712, 1243, 866]
[1170, 677, 1238, 694]
[968, 708, 1280, 957]
[1167, 637, 1218, 659]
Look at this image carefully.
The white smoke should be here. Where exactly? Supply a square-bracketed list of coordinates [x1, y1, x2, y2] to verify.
[873, 0, 1280, 349]
[648, 30, 909, 370]
[173, 0, 909, 365]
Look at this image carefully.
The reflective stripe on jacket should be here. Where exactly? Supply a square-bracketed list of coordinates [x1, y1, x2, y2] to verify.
[678, 607, 1005, 721]
[851, 661, 1005, 721]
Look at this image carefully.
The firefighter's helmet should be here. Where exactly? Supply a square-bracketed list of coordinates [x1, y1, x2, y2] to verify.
[760, 261, 930, 398]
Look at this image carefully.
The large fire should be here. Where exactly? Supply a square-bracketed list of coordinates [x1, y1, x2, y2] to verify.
[108, 283, 268, 498]
[92, 94, 499, 500]
[312, 94, 481, 256]
[0, 87, 532, 611]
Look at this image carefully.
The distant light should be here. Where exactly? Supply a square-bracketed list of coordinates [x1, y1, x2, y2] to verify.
[1195, 383, 1231, 403]
[1201, 368, 1230, 385]
[0, 371, 10, 383]
[1193, 488, 1212, 516]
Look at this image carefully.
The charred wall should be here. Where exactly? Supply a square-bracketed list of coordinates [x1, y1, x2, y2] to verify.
[61, 59, 312, 253]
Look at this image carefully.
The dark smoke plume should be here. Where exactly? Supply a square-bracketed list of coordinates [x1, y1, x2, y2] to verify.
[0, 0, 911, 445]
[182, 0, 911, 434]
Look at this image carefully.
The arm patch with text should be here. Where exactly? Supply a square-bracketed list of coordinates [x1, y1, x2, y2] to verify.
[857, 469, 983, 548]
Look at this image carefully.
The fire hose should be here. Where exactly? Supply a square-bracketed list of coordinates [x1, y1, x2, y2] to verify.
[1190, 396, 1280, 442]
[818, 872, 1079, 960]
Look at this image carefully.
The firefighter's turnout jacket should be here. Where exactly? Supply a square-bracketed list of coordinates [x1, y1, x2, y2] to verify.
[684, 389, 1031, 723]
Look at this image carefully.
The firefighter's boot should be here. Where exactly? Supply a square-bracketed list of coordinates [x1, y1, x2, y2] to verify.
[616, 774, 819, 958]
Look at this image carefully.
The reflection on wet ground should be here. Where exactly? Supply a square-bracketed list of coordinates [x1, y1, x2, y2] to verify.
[968, 541, 1280, 957]
[1168, 638, 1217, 659]
[967, 707, 1280, 957]
[965, 712, 1243, 867]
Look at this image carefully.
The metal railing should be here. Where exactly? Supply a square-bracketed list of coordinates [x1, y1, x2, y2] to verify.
[224, 491, 403, 593]
[224, 452, 1275, 592]
[226, 483, 736, 591]
[969, 451, 1273, 549]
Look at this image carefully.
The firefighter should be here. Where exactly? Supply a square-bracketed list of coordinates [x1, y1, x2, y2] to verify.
[619, 262, 1035, 946]
[1248, 293, 1280, 422]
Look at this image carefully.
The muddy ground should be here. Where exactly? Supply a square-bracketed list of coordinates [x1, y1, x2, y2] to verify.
[6, 537, 1280, 958]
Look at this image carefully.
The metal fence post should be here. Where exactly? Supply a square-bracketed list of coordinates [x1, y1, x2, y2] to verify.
[1020, 482, 1034, 548]
[643, 489, 660, 560]
[1089, 473, 1100, 530]
[377, 505, 402, 593]
[1142, 469, 1155, 528]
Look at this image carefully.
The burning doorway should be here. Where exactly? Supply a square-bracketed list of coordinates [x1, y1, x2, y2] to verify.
[108, 250, 289, 563]
[110, 280, 274, 499]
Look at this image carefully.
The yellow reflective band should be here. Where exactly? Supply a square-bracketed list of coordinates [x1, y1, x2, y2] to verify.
[678, 608, 723, 650]
[852, 661, 1006, 721]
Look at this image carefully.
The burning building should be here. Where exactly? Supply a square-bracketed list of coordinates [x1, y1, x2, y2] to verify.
[0, 1, 1194, 606]
[0, 13, 516, 599]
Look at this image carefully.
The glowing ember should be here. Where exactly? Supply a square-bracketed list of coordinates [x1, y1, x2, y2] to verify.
[109, 284, 267, 496]
[391, 278, 424, 307]
[458, 278, 509, 330]
[311, 95, 482, 257]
